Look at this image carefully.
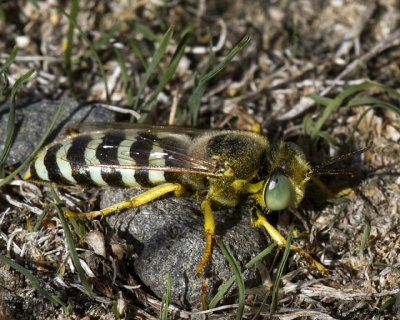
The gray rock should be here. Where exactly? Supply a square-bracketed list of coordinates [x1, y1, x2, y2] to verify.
[102, 189, 269, 308]
[0, 99, 115, 165]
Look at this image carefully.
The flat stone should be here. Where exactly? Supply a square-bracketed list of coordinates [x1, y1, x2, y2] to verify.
[0, 99, 114, 165]
[103, 189, 269, 308]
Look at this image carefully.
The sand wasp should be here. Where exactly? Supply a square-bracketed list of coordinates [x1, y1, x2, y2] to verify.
[23, 124, 367, 276]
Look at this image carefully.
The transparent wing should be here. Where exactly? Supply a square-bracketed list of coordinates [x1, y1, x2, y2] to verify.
[60, 127, 219, 176]
[65, 122, 222, 136]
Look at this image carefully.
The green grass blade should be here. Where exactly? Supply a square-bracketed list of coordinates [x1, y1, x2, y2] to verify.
[319, 202, 348, 233]
[373, 262, 400, 275]
[112, 302, 121, 320]
[347, 96, 400, 116]
[217, 240, 245, 320]
[201, 35, 250, 83]
[0, 253, 65, 307]
[84, 21, 122, 59]
[316, 131, 341, 146]
[375, 297, 395, 320]
[208, 276, 235, 309]
[209, 243, 276, 309]
[306, 94, 332, 107]
[64, 0, 79, 96]
[0, 46, 18, 74]
[345, 102, 400, 144]
[134, 26, 174, 112]
[310, 82, 372, 142]
[179, 23, 196, 39]
[359, 217, 371, 256]
[33, 200, 87, 236]
[301, 113, 313, 138]
[27, 0, 40, 9]
[160, 272, 171, 320]
[188, 82, 206, 126]
[128, 39, 148, 69]
[33, 204, 51, 232]
[270, 224, 294, 313]
[50, 187, 94, 298]
[185, 30, 214, 125]
[0, 5, 5, 23]
[0, 69, 35, 178]
[251, 291, 269, 320]
[113, 46, 133, 107]
[189, 35, 250, 125]
[244, 243, 277, 269]
[367, 80, 400, 101]
[59, 7, 110, 102]
[0, 100, 64, 187]
[128, 20, 161, 43]
[308, 81, 400, 145]
[139, 32, 189, 122]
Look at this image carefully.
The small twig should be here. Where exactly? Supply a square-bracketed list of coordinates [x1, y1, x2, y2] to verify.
[168, 87, 180, 125]
[0, 54, 64, 62]
[4, 194, 43, 215]
[92, 103, 141, 119]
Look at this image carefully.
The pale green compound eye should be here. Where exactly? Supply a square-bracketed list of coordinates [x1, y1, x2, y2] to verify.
[264, 172, 294, 211]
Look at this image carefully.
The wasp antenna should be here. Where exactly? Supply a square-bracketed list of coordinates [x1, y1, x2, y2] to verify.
[312, 168, 355, 178]
[312, 144, 371, 173]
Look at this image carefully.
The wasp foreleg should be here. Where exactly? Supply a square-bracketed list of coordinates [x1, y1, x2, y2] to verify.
[310, 176, 355, 198]
[251, 209, 328, 276]
[65, 183, 186, 218]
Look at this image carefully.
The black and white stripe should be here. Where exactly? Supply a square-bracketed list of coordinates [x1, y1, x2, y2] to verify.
[96, 131, 126, 187]
[129, 132, 159, 188]
[67, 134, 96, 187]
[27, 130, 185, 188]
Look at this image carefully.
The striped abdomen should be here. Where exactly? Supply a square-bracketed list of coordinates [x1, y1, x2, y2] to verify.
[24, 130, 194, 188]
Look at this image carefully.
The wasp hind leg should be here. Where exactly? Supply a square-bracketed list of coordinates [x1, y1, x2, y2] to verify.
[251, 209, 328, 276]
[65, 183, 186, 218]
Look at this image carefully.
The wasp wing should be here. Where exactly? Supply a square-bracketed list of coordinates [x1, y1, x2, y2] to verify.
[59, 128, 219, 176]
[66, 122, 223, 136]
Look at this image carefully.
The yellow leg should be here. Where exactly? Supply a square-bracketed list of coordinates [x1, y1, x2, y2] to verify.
[311, 177, 355, 198]
[65, 183, 185, 218]
[195, 199, 215, 277]
[252, 210, 328, 276]
[201, 278, 209, 310]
